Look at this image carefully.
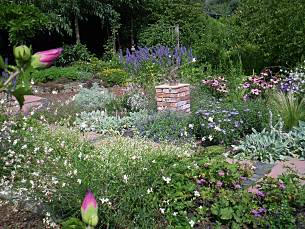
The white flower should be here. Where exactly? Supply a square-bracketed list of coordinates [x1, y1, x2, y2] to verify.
[214, 126, 221, 132]
[208, 135, 213, 141]
[189, 220, 195, 227]
[192, 57, 197, 62]
[162, 176, 171, 184]
[208, 117, 214, 122]
[30, 79, 35, 85]
[160, 208, 165, 214]
[62, 183, 66, 187]
[80, 122, 87, 130]
[147, 188, 153, 194]
[172, 212, 178, 216]
[123, 174, 129, 183]
[188, 124, 194, 129]
[201, 136, 206, 141]
[194, 190, 200, 197]
[100, 198, 110, 204]
[77, 179, 82, 184]
[231, 145, 239, 151]
[73, 169, 77, 175]
[52, 90, 58, 94]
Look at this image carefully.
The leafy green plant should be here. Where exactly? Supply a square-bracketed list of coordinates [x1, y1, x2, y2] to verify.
[30, 66, 93, 82]
[73, 83, 114, 111]
[98, 67, 129, 86]
[270, 92, 305, 130]
[0, 2, 50, 44]
[192, 97, 269, 145]
[131, 61, 165, 87]
[55, 43, 93, 67]
[135, 111, 194, 143]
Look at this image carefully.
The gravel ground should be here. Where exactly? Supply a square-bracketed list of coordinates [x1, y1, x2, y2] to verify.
[0, 199, 45, 229]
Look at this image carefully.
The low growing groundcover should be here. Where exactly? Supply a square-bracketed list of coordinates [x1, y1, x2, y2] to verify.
[0, 118, 304, 228]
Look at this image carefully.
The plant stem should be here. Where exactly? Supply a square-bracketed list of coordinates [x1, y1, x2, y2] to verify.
[3, 70, 20, 87]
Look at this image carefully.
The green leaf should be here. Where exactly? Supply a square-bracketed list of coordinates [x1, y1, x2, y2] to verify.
[61, 218, 86, 229]
[220, 207, 234, 220]
[12, 85, 32, 108]
[0, 56, 4, 69]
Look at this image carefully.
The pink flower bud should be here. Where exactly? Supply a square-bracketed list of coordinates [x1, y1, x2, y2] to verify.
[81, 190, 98, 227]
[31, 48, 63, 69]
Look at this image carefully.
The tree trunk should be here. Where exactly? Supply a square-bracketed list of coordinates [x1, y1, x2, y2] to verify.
[74, 16, 80, 43]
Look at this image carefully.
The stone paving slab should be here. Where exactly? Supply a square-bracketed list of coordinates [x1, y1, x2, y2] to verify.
[267, 159, 305, 184]
[2, 95, 48, 115]
[21, 95, 48, 115]
[227, 158, 305, 186]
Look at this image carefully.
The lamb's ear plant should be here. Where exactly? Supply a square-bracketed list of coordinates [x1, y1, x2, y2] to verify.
[270, 91, 305, 130]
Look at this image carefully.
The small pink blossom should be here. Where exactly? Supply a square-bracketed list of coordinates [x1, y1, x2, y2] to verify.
[216, 181, 223, 188]
[218, 171, 225, 177]
[251, 88, 261, 95]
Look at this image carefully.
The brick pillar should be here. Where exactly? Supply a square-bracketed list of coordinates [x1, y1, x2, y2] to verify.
[155, 84, 190, 112]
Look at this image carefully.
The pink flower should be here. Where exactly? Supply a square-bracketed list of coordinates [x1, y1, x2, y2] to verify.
[260, 82, 268, 89]
[81, 190, 99, 226]
[216, 181, 223, 188]
[31, 48, 63, 69]
[251, 89, 261, 95]
[243, 82, 251, 88]
[253, 78, 262, 84]
[271, 78, 279, 84]
[211, 80, 219, 86]
[278, 182, 286, 190]
[243, 94, 249, 101]
[218, 171, 225, 177]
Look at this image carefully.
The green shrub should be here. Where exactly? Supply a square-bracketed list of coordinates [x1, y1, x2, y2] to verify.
[98, 67, 129, 86]
[74, 83, 114, 111]
[192, 98, 269, 145]
[233, 0, 305, 72]
[73, 58, 121, 73]
[136, 111, 194, 143]
[55, 43, 93, 67]
[179, 63, 207, 84]
[130, 61, 165, 87]
[31, 66, 93, 83]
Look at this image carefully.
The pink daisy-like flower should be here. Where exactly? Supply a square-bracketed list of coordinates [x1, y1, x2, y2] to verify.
[251, 89, 261, 95]
[243, 82, 251, 88]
